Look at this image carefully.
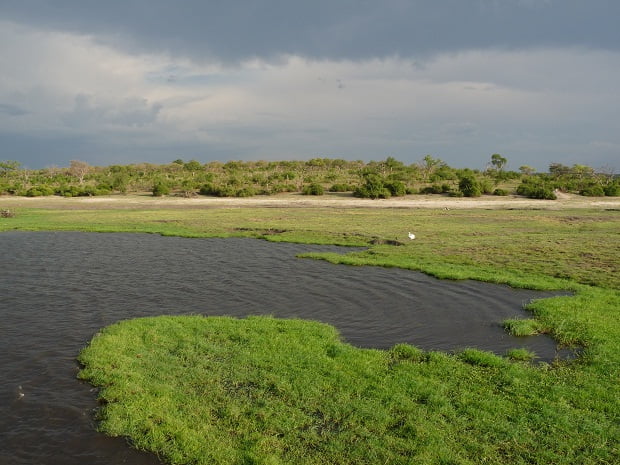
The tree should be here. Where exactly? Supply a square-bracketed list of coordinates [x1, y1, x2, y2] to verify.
[69, 160, 91, 184]
[519, 165, 536, 176]
[490, 154, 507, 172]
[549, 163, 571, 177]
[183, 160, 203, 174]
[419, 155, 444, 182]
[0, 160, 21, 175]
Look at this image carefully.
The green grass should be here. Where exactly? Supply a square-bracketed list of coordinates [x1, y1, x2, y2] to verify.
[503, 318, 548, 337]
[79, 315, 617, 465]
[2, 201, 619, 463]
[505, 348, 537, 361]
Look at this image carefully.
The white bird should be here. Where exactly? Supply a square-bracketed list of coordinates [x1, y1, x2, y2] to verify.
[408, 232, 416, 240]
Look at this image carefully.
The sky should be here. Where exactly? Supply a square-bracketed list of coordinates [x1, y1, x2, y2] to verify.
[1, 0, 619, 172]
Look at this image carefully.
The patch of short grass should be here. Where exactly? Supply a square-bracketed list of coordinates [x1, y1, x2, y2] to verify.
[79, 315, 619, 465]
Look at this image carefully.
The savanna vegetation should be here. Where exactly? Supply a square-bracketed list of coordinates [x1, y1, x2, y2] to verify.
[1, 155, 618, 200]
[1, 199, 618, 464]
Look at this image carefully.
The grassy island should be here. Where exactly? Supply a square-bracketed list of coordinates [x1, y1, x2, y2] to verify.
[1, 195, 619, 464]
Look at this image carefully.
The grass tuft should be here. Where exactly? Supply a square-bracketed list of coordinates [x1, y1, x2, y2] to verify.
[457, 348, 507, 368]
[388, 343, 426, 363]
[505, 348, 537, 361]
[503, 318, 547, 336]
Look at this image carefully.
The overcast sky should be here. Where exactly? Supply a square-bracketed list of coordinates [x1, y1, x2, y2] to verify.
[1, 0, 619, 171]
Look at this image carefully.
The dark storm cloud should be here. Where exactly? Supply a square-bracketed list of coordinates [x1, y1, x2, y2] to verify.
[1, 0, 618, 62]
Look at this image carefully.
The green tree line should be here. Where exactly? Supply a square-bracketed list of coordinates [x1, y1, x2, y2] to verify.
[0, 155, 618, 199]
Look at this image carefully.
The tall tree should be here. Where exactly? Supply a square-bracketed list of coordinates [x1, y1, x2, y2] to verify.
[490, 153, 507, 171]
[69, 160, 91, 184]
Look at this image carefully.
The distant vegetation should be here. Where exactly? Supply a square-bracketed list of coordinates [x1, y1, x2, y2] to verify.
[1, 155, 618, 199]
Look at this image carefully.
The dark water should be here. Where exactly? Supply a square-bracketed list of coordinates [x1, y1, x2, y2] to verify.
[0, 231, 568, 464]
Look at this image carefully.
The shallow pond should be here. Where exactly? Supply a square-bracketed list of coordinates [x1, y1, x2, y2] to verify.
[0, 231, 568, 464]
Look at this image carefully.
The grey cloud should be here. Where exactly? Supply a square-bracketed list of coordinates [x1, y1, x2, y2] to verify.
[63, 94, 162, 128]
[1, 1, 618, 63]
[0, 103, 28, 116]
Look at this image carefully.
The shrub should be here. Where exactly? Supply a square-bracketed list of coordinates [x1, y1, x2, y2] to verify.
[77, 186, 99, 196]
[579, 185, 605, 197]
[353, 175, 391, 199]
[152, 182, 170, 197]
[214, 185, 238, 197]
[420, 184, 443, 194]
[479, 178, 494, 194]
[458, 176, 482, 197]
[328, 183, 353, 192]
[268, 183, 297, 194]
[56, 185, 81, 197]
[384, 180, 406, 196]
[604, 182, 620, 196]
[302, 183, 325, 196]
[199, 183, 217, 196]
[235, 187, 256, 197]
[25, 185, 55, 197]
[493, 188, 508, 196]
[516, 179, 557, 199]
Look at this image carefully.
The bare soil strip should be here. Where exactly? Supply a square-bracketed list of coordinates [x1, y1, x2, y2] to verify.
[1, 192, 619, 210]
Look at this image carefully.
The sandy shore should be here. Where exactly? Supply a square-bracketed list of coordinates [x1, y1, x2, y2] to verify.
[1, 192, 619, 210]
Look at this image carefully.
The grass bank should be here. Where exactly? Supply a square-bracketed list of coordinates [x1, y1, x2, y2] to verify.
[79, 314, 618, 465]
[1, 201, 619, 463]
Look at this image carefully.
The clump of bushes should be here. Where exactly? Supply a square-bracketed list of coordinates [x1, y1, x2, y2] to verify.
[384, 180, 406, 196]
[302, 183, 325, 196]
[199, 183, 259, 197]
[579, 185, 605, 197]
[25, 186, 55, 197]
[493, 188, 509, 196]
[516, 179, 557, 199]
[603, 182, 620, 196]
[152, 182, 170, 197]
[353, 174, 391, 199]
[328, 183, 354, 192]
[420, 184, 444, 195]
[458, 176, 482, 197]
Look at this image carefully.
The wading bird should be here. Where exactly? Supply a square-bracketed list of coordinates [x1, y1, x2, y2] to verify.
[408, 232, 416, 240]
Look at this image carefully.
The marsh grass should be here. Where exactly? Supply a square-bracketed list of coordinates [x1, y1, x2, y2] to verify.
[506, 348, 537, 361]
[503, 318, 547, 336]
[3, 202, 619, 463]
[78, 315, 617, 465]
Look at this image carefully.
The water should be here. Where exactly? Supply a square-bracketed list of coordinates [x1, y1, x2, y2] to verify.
[0, 231, 568, 464]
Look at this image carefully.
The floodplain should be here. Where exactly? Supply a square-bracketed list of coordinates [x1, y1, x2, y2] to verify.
[1, 193, 618, 464]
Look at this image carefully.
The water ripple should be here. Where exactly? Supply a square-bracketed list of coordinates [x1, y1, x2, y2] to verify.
[0, 231, 566, 464]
